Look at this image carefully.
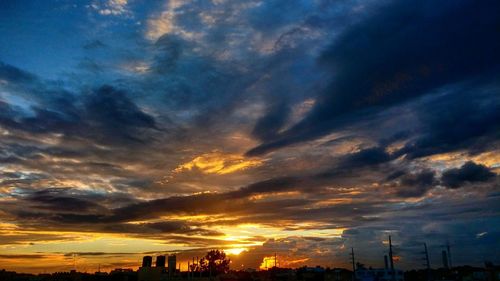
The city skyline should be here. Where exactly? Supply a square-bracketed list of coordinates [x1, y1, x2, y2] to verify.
[0, 0, 499, 274]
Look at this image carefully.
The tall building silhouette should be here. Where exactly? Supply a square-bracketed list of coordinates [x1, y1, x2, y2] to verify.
[168, 255, 176, 277]
[156, 255, 165, 268]
[142, 256, 152, 267]
[138, 255, 166, 281]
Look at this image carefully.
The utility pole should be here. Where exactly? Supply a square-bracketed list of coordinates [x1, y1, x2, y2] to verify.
[274, 253, 277, 268]
[389, 236, 395, 281]
[350, 248, 356, 281]
[446, 241, 452, 269]
[389, 236, 394, 271]
[440, 241, 453, 269]
[423, 243, 431, 281]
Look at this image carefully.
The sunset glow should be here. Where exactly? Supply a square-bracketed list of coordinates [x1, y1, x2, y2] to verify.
[0, 0, 499, 275]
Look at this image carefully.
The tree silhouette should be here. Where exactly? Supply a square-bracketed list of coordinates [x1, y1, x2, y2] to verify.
[199, 249, 230, 276]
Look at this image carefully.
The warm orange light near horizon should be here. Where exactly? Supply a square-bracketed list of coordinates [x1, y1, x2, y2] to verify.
[225, 248, 248, 256]
[259, 255, 311, 270]
[259, 256, 277, 270]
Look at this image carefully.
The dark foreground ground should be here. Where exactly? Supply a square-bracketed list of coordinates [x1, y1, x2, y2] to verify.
[2, 265, 500, 281]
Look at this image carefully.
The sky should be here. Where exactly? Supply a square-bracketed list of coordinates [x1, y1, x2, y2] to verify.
[0, 0, 499, 274]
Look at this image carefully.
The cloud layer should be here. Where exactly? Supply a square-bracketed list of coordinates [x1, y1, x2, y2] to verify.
[0, 0, 499, 273]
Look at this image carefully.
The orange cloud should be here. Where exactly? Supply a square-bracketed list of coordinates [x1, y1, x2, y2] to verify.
[173, 151, 263, 175]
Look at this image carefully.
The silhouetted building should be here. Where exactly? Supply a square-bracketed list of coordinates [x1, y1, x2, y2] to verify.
[110, 268, 136, 281]
[138, 256, 165, 281]
[485, 262, 500, 281]
[356, 268, 404, 281]
[297, 266, 326, 281]
[138, 267, 162, 281]
[168, 254, 176, 277]
[142, 255, 152, 267]
[327, 268, 353, 281]
[156, 255, 166, 267]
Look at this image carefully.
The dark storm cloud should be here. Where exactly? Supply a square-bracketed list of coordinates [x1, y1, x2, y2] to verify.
[251, 101, 290, 142]
[0, 63, 159, 146]
[0, 61, 78, 112]
[227, 176, 300, 198]
[441, 161, 497, 189]
[107, 193, 312, 224]
[24, 189, 107, 212]
[337, 147, 391, 168]
[390, 170, 437, 198]
[312, 146, 395, 183]
[141, 221, 222, 236]
[12, 188, 136, 214]
[152, 35, 185, 74]
[0, 100, 22, 129]
[3, 188, 222, 237]
[99, 221, 223, 237]
[83, 85, 158, 144]
[0, 61, 36, 83]
[248, 0, 500, 156]
[397, 85, 500, 158]
[13, 106, 79, 135]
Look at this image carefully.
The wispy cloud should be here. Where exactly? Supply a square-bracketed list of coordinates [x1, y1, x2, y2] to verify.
[0, 0, 499, 272]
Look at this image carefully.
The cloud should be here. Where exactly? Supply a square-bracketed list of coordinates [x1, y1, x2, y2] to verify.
[25, 188, 107, 213]
[227, 177, 300, 198]
[338, 146, 392, 168]
[398, 85, 500, 159]
[390, 170, 437, 198]
[83, 85, 159, 144]
[0, 73, 159, 146]
[146, 0, 190, 40]
[0, 254, 48, 259]
[89, 0, 130, 16]
[441, 161, 497, 189]
[173, 151, 263, 175]
[0, 61, 36, 84]
[1, 0, 500, 271]
[251, 101, 290, 142]
[247, 0, 500, 155]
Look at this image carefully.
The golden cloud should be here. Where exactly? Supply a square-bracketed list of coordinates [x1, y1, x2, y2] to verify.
[174, 152, 263, 175]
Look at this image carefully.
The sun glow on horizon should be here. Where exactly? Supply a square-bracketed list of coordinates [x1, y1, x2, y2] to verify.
[225, 247, 248, 256]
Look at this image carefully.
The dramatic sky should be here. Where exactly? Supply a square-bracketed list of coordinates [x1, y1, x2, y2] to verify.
[0, 0, 499, 274]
